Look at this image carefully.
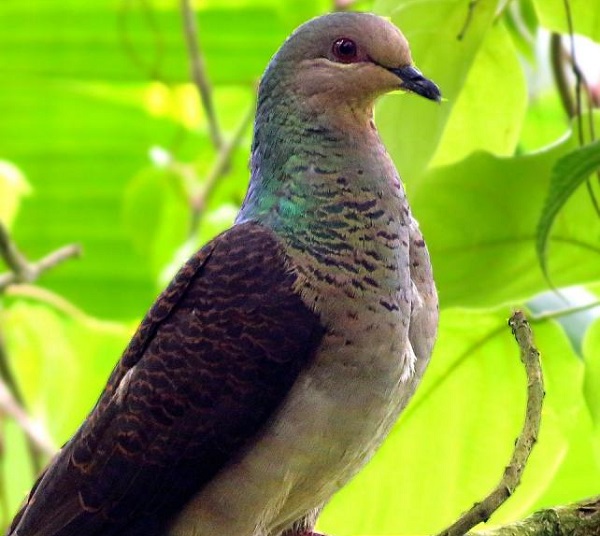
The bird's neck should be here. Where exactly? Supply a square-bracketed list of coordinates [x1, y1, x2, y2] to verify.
[236, 90, 405, 244]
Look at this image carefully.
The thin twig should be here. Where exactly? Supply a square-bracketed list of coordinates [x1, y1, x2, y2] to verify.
[189, 103, 255, 236]
[0, 221, 81, 291]
[435, 310, 544, 536]
[180, 0, 223, 151]
[560, 0, 600, 216]
[0, 377, 55, 458]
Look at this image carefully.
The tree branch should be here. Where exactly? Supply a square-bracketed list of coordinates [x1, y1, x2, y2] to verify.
[180, 0, 223, 151]
[0, 221, 79, 467]
[0, 222, 81, 291]
[435, 310, 544, 536]
[473, 495, 600, 535]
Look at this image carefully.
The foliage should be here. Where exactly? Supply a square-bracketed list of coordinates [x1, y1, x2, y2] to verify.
[0, 0, 599, 534]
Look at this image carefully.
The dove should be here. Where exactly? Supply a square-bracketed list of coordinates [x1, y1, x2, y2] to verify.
[7, 11, 440, 536]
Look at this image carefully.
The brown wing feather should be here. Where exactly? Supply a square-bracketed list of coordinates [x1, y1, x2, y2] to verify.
[8, 222, 324, 536]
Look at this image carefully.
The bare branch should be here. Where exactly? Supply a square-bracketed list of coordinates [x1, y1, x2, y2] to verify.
[435, 310, 544, 536]
[0, 221, 81, 291]
[473, 495, 600, 535]
[180, 0, 223, 151]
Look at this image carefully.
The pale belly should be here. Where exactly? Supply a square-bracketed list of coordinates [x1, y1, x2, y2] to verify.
[168, 321, 421, 536]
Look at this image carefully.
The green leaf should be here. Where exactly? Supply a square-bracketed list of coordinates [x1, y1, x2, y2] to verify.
[536, 139, 600, 280]
[2, 300, 131, 445]
[431, 20, 528, 167]
[374, 0, 503, 182]
[410, 128, 600, 308]
[532, 0, 600, 42]
[320, 308, 596, 535]
[2, 81, 179, 318]
[583, 317, 600, 427]
[0, 2, 288, 85]
[0, 0, 299, 319]
[518, 90, 570, 152]
[1, 299, 132, 520]
[2, 420, 36, 520]
[582, 316, 600, 473]
[122, 165, 190, 277]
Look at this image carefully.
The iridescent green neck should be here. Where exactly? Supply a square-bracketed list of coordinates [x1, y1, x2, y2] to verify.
[236, 61, 397, 245]
[241, 106, 348, 221]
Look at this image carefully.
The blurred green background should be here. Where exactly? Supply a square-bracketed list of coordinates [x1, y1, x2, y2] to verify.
[1, 0, 599, 534]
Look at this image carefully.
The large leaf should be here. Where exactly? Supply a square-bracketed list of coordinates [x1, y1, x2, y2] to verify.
[536, 139, 600, 280]
[431, 20, 528, 167]
[583, 317, 600, 429]
[412, 135, 600, 308]
[1, 298, 132, 517]
[122, 165, 190, 276]
[2, 420, 36, 522]
[0, 1, 288, 85]
[2, 300, 131, 444]
[1, 81, 187, 318]
[319, 308, 598, 535]
[374, 0, 503, 182]
[518, 90, 570, 152]
[0, 1, 334, 319]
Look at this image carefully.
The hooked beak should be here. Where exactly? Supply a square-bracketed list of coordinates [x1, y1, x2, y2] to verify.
[388, 65, 441, 102]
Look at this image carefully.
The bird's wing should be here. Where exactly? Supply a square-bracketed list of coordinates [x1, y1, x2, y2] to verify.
[8, 222, 324, 536]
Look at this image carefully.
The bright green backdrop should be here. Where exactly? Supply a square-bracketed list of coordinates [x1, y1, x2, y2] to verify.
[1, 0, 599, 534]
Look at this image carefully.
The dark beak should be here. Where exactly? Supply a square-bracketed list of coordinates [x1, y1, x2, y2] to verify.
[388, 65, 441, 102]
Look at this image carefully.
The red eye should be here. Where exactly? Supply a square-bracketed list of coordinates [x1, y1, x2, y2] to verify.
[332, 38, 358, 62]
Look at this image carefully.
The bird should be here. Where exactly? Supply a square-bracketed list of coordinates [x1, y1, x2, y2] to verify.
[7, 11, 440, 536]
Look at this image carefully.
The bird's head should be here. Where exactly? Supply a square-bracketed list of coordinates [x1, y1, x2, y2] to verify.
[263, 12, 440, 120]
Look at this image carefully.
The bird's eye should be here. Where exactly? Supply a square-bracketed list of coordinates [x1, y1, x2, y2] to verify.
[332, 38, 358, 62]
